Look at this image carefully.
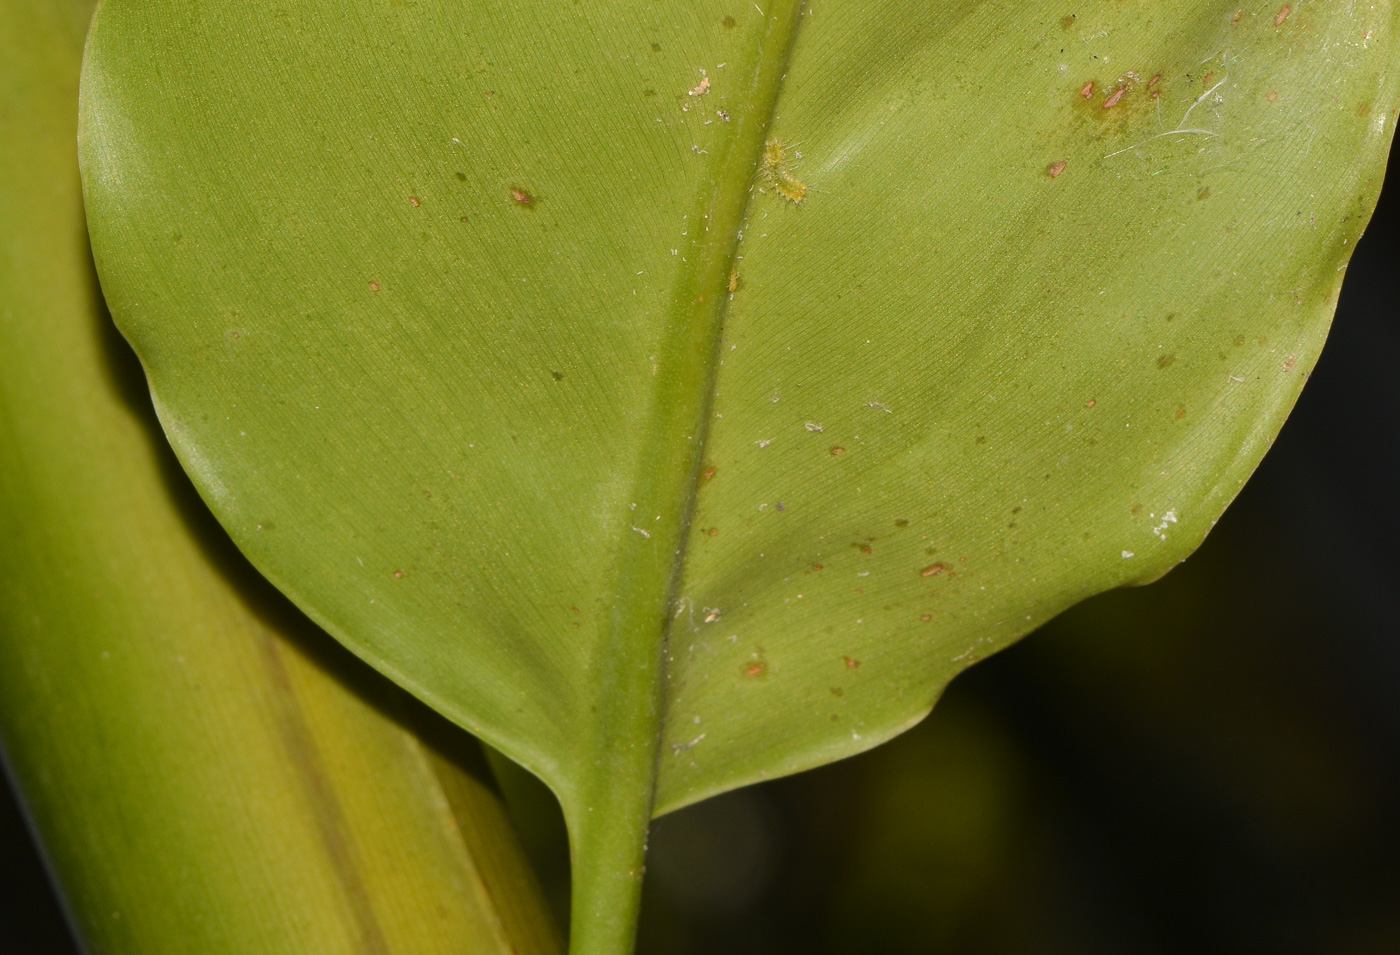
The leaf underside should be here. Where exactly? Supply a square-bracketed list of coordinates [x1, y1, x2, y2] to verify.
[80, 0, 1398, 944]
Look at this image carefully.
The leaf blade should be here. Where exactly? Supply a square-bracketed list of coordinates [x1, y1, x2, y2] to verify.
[77, 0, 1400, 947]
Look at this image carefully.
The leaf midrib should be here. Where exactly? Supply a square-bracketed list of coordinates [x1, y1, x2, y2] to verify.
[563, 3, 805, 952]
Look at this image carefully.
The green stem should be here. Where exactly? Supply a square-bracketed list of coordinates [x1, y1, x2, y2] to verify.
[565, 4, 805, 953]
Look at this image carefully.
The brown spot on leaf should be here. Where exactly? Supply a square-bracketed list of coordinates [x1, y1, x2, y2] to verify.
[1080, 81, 1095, 99]
[510, 187, 533, 205]
[843, 656, 860, 670]
[1275, 6, 1290, 26]
[369, 281, 380, 292]
[1048, 160, 1067, 179]
[409, 196, 420, 207]
[920, 563, 948, 577]
[1103, 87, 1127, 109]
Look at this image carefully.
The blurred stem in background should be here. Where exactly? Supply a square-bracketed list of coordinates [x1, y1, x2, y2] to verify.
[0, 1, 560, 952]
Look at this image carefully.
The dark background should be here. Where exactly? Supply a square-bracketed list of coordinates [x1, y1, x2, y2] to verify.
[4, 148, 1396, 953]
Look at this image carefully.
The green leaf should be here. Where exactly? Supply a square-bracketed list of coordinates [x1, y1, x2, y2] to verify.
[78, 0, 1399, 949]
[1, 2, 559, 952]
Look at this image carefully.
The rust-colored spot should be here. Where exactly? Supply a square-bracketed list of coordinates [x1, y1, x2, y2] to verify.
[460, 216, 470, 223]
[920, 563, 948, 577]
[1203, 72, 1215, 86]
[830, 446, 845, 456]
[510, 187, 532, 205]
[743, 659, 767, 678]
[1284, 354, 1298, 372]
[570, 605, 580, 613]
[708, 527, 720, 537]
[1085, 398, 1096, 408]
[921, 614, 932, 622]
[1149, 73, 1162, 88]
[1231, 10, 1243, 24]
[852, 542, 872, 554]
[1047, 160, 1067, 179]
[843, 656, 860, 670]
[1175, 405, 1188, 420]
[369, 281, 380, 292]
[812, 563, 824, 571]
[1080, 81, 1095, 99]
[700, 464, 718, 483]
[1103, 87, 1127, 109]
[1275, 6, 1290, 25]
[393, 570, 404, 578]
[409, 196, 421, 207]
